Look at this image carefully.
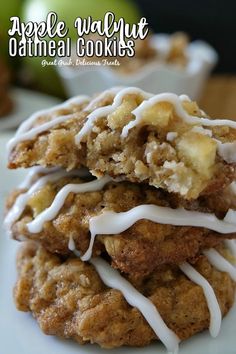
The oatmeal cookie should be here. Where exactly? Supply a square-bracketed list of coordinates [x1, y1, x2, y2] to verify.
[14, 242, 235, 348]
[6, 176, 236, 277]
[8, 88, 236, 199]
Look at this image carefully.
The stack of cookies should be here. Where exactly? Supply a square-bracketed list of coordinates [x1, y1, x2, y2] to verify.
[5, 87, 236, 353]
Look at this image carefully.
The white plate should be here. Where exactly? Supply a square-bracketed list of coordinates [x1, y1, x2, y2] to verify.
[0, 132, 235, 354]
[0, 88, 61, 131]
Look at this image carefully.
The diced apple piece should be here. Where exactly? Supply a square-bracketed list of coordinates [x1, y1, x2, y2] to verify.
[177, 131, 217, 177]
[142, 102, 173, 128]
[181, 101, 202, 116]
[107, 96, 138, 129]
[28, 184, 56, 216]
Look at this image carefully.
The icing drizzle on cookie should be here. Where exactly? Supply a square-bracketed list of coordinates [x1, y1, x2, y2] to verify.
[203, 248, 236, 281]
[75, 87, 153, 145]
[179, 261, 222, 337]
[17, 95, 89, 135]
[81, 206, 236, 261]
[121, 92, 236, 138]
[7, 170, 236, 255]
[7, 87, 236, 169]
[4, 168, 89, 230]
[91, 257, 180, 354]
[7, 95, 90, 154]
[27, 175, 112, 233]
[7, 88, 122, 155]
[19, 166, 59, 189]
[224, 239, 236, 258]
[5, 167, 236, 353]
[5, 86, 236, 353]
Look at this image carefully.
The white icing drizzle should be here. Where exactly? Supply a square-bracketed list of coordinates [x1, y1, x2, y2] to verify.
[179, 94, 191, 102]
[91, 257, 180, 354]
[17, 95, 89, 135]
[84, 86, 123, 111]
[19, 166, 59, 189]
[7, 95, 90, 154]
[191, 125, 213, 137]
[5, 85, 236, 353]
[179, 262, 222, 338]
[7, 87, 236, 169]
[224, 240, 236, 259]
[75, 87, 153, 145]
[68, 235, 76, 251]
[121, 93, 236, 138]
[203, 249, 236, 281]
[4, 169, 88, 230]
[8, 113, 77, 154]
[27, 176, 112, 233]
[81, 205, 236, 261]
[224, 208, 236, 225]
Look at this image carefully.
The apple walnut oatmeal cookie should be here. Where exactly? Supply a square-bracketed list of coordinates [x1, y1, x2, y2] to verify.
[7, 87, 236, 199]
[6, 174, 236, 278]
[5, 86, 236, 353]
[14, 242, 235, 349]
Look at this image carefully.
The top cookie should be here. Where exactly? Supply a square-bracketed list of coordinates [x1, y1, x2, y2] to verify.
[7, 87, 236, 199]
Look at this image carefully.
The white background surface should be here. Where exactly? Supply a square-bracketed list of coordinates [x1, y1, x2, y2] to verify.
[0, 127, 235, 354]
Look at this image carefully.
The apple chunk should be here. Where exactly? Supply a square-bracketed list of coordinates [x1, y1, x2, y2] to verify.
[177, 131, 217, 177]
[142, 102, 173, 128]
[28, 184, 56, 217]
[107, 97, 138, 129]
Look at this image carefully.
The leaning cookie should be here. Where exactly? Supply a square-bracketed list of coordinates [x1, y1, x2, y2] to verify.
[14, 242, 235, 350]
[7, 87, 236, 199]
[5, 169, 236, 278]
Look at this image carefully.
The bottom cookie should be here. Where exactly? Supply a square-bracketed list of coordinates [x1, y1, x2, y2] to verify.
[14, 242, 235, 350]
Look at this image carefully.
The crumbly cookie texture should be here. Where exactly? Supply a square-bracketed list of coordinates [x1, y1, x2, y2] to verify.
[14, 242, 235, 349]
[8, 90, 236, 199]
[6, 177, 236, 277]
